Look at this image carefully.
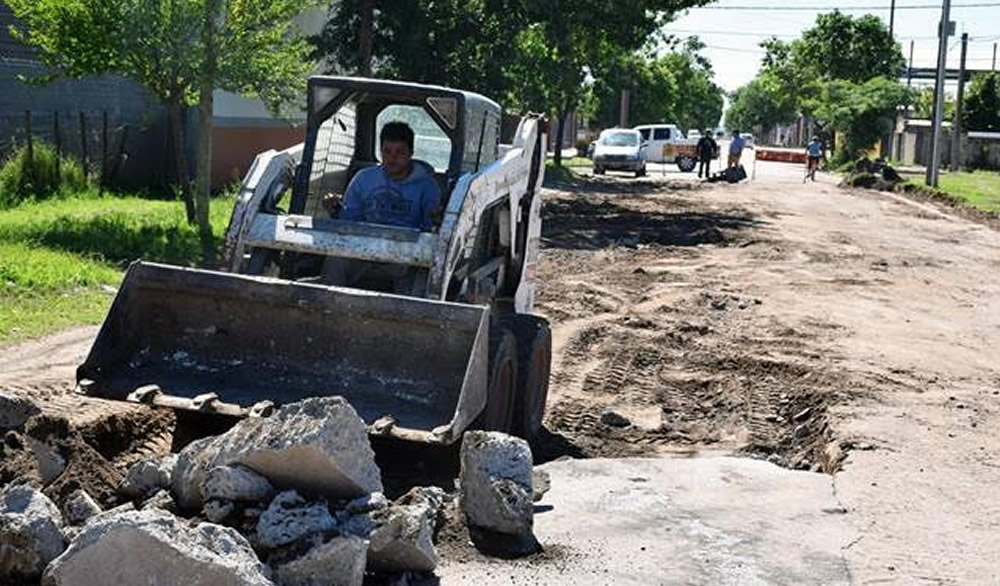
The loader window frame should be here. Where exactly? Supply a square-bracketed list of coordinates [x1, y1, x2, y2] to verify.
[374, 104, 454, 173]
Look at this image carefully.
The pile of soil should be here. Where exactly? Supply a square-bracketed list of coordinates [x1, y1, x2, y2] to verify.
[0, 389, 174, 510]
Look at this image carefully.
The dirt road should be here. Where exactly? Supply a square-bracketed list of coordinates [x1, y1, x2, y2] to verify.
[2, 160, 998, 583]
[535, 161, 1000, 584]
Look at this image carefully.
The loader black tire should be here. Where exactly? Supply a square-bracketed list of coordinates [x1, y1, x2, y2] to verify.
[475, 327, 518, 433]
[505, 314, 551, 440]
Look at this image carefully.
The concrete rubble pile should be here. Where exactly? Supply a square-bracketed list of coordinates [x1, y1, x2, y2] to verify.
[0, 393, 542, 584]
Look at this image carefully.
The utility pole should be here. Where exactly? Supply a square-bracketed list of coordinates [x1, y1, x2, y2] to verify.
[907, 40, 915, 89]
[926, 0, 952, 188]
[889, 0, 896, 38]
[993, 42, 997, 71]
[950, 33, 968, 172]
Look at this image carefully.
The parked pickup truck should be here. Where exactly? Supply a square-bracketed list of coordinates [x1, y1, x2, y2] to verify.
[634, 123, 706, 172]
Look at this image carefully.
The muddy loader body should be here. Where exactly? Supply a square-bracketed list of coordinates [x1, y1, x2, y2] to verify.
[78, 77, 550, 444]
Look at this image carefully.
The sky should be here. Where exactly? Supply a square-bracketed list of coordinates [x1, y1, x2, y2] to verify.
[663, 0, 1000, 94]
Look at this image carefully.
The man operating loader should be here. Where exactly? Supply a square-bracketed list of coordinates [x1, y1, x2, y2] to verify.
[322, 121, 441, 292]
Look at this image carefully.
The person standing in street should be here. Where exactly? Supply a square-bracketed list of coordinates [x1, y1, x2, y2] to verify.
[728, 130, 746, 168]
[696, 130, 717, 179]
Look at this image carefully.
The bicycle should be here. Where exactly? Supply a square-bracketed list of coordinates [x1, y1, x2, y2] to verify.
[804, 154, 824, 183]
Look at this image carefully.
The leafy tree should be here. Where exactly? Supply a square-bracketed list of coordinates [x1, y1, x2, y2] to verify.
[313, 0, 711, 166]
[964, 72, 1000, 132]
[7, 0, 317, 262]
[731, 11, 907, 154]
[590, 40, 723, 133]
[805, 77, 914, 161]
[794, 11, 904, 84]
[312, 0, 524, 103]
[724, 74, 798, 134]
[912, 87, 955, 121]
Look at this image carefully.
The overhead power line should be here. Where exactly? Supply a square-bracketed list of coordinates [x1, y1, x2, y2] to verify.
[664, 28, 943, 40]
[700, 2, 1000, 10]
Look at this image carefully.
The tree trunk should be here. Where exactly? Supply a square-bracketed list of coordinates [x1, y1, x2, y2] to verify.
[554, 109, 568, 167]
[358, 0, 375, 76]
[168, 99, 196, 224]
[195, 0, 223, 266]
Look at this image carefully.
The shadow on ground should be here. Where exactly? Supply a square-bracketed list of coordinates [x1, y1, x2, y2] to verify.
[546, 175, 709, 196]
[542, 197, 762, 250]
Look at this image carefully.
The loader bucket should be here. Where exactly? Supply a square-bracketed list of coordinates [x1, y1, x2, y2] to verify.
[77, 262, 490, 445]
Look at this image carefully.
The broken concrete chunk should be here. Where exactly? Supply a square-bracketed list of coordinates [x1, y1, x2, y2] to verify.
[459, 431, 534, 536]
[204, 499, 236, 523]
[172, 436, 220, 510]
[175, 398, 381, 510]
[27, 437, 67, 485]
[202, 464, 274, 504]
[532, 469, 551, 502]
[396, 486, 447, 514]
[0, 392, 40, 429]
[272, 535, 366, 586]
[335, 511, 375, 538]
[41, 509, 272, 586]
[62, 490, 101, 526]
[345, 492, 388, 515]
[257, 490, 337, 549]
[140, 489, 176, 513]
[0, 484, 65, 581]
[367, 501, 437, 573]
[120, 457, 175, 499]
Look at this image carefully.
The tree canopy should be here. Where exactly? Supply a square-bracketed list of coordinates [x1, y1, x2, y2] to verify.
[912, 87, 955, 122]
[723, 74, 798, 133]
[7, 0, 317, 260]
[590, 39, 723, 133]
[312, 0, 715, 164]
[964, 72, 1000, 132]
[726, 9, 910, 156]
[805, 77, 912, 158]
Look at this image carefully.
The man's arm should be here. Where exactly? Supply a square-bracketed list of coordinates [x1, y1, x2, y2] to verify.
[420, 180, 442, 231]
[339, 173, 365, 221]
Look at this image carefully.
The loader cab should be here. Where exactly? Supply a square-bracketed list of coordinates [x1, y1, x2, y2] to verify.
[291, 76, 502, 223]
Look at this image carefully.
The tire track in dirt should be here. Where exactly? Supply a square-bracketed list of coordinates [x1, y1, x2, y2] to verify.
[532, 178, 857, 471]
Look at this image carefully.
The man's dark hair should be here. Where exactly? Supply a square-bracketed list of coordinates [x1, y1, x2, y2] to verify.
[380, 121, 414, 152]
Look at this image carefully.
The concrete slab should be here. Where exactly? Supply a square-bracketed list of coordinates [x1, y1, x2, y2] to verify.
[436, 457, 852, 585]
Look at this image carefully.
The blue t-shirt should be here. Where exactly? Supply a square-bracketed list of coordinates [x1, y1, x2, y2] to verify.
[339, 161, 441, 231]
[807, 140, 823, 157]
[729, 135, 746, 154]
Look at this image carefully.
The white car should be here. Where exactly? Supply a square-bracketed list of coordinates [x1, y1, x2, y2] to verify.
[741, 133, 755, 148]
[592, 128, 646, 177]
[687, 129, 702, 141]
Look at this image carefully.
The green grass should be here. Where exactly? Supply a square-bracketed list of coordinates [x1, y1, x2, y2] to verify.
[544, 157, 594, 184]
[560, 156, 593, 168]
[0, 194, 235, 345]
[936, 170, 1000, 212]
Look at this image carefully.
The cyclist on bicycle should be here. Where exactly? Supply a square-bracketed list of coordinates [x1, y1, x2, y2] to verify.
[805, 135, 824, 182]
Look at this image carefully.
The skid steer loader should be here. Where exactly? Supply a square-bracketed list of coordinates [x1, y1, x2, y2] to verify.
[76, 77, 551, 445]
